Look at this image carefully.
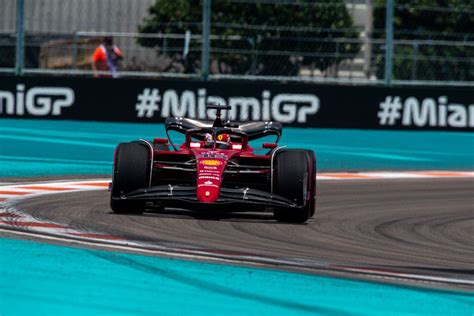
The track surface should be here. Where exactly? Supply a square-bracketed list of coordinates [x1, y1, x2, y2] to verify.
[15, 178, 474, 271]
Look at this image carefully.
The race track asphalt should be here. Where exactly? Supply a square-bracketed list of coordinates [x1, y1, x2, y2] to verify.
[14, 178, 474, 272]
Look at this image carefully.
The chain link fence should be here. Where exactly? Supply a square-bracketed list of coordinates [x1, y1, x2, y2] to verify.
[373, 1, 474, 84]
[0, 0, 472, 85]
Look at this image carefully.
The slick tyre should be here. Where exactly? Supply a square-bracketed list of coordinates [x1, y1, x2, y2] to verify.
[110, 142, 151, 214]
[307, 150, 317, 217]
[273, 149, 315, 223]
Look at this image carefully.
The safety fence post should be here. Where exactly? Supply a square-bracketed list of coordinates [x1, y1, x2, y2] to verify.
[384, 0, 394, 86]
[15, 0, 25, 76]
[201, 0, 211, 81]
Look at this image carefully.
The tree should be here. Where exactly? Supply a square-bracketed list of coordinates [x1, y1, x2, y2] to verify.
[373, 0, 474, 81]
[138, 0, 361, 76]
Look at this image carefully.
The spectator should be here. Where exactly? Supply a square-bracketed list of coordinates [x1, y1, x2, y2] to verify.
[91, 36, 123, 78]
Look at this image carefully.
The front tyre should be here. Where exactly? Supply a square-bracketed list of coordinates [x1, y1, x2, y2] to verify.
[307, 150, 317, 217]
[273, 149, 315, 223]
[110, 142, 151, 214]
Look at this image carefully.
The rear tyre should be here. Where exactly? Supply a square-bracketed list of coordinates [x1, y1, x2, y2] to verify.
[273, 149, 314, 223]
[110, 142, 151, 214]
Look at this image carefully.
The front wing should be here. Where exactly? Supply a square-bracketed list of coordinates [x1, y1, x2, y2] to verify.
[113, 185, 299, 209]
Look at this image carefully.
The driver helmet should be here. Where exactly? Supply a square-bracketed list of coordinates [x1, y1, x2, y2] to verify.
[204, 133, 213, 142]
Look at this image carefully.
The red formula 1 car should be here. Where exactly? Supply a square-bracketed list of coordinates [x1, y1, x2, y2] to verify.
[110, 105, 316, 223]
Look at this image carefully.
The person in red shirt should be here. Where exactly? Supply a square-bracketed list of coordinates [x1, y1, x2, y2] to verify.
[91, 36, 123, 78]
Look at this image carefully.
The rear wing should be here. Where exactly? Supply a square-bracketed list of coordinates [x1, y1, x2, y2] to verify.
[165, 117, 282, 141]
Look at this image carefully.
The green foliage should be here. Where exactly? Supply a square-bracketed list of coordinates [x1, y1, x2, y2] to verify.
[138, 0, 361, 76]
[373, 0, 474, 81]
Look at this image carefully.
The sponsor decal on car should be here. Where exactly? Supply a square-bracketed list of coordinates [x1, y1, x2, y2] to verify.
[198, 175, 220, 180]
[197, 152, 228, 159]
[200, 159, 222, 166]
[197, 183, 219, 188]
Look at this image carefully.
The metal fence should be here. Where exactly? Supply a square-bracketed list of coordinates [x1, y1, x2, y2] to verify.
[0, 0, 473, 86]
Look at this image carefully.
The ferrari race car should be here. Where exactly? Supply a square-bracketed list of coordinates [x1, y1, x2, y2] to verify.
[110, 105, 316, 223]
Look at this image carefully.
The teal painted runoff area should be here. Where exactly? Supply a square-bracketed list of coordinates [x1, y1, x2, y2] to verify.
[0, 118, 473, 177]
[1, 237, 473, 316]
[0, 119, 473, 315]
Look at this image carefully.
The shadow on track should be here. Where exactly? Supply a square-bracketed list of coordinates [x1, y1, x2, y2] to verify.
[110, 207, 309, 225]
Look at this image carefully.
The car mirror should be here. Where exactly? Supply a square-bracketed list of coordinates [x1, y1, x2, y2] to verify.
[154, 138, 168, 144]
[262, 143, 277, 149]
